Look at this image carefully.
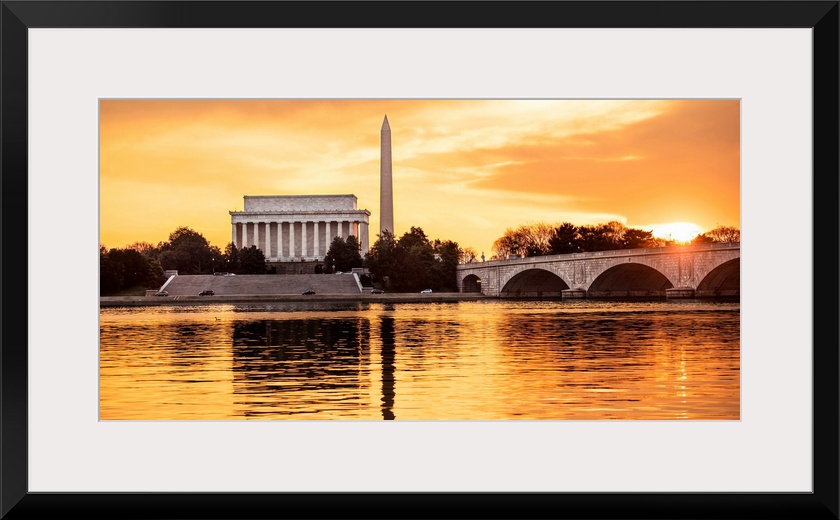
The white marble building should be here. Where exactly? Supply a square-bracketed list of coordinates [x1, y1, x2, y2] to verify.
[230, 195, 370, 261]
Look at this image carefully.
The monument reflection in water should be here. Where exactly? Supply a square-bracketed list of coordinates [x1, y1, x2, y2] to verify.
[98, 300, 740, 420]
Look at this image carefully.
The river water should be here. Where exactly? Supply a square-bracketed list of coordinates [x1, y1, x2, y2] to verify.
[99, 300, 739, 420]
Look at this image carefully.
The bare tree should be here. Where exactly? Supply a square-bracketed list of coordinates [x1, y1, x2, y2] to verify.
[492, 223, 554, 258]
[460, 246, 479, 263]
[703, 225, 740, 243]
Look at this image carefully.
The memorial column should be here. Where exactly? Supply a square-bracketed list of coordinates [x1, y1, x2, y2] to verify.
[301, 221, 308, 259]
[277, 222, 284, 260]
[268, 222, 276, 259]
[314, 221, 320, 257]
[286, 221, 291, 259]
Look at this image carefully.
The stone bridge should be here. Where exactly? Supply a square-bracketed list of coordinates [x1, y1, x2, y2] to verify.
[456, 243, 739, 299]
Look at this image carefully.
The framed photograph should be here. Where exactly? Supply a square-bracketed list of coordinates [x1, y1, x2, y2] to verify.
[3, 1, 837, 519]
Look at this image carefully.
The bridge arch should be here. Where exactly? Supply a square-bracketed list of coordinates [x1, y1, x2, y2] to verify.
[500, 268, 570, 298]
[462, 274, 482, 293]
[456, 243, 740, 298]
[696, 258, 740, 297]
[587, 262, 673, 298]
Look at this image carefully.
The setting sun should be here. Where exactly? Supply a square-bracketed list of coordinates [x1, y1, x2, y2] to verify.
[650, 222, 704, 243]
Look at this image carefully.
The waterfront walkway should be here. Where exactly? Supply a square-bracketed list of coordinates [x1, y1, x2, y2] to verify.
[100, 292, 487, 307]
[101, 273, 488, 306]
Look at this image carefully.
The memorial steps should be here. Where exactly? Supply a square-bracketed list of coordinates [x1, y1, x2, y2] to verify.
[161, 273, 362, 296]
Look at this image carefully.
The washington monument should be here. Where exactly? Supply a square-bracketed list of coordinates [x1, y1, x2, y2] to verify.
[380, 115, 394, 236]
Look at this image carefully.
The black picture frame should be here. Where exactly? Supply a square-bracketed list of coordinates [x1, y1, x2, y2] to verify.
[2, 2, 837, 519]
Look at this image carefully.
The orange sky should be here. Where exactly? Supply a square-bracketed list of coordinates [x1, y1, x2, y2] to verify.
[99, 99, 740, 256]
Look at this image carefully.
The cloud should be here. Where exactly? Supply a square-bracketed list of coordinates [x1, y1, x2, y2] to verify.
[100, 99, 739, 254]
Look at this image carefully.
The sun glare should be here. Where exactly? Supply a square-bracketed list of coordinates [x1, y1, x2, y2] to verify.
[650, 222, 704, 243]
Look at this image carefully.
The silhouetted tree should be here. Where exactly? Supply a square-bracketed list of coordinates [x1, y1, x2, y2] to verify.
[701, 225, 740, 243]
[158, 226, 220, 274]
[692, 234, 716, 245]
[125, 241, 158, 256]
[366, 228, 461, 292]
[365, 230, 398, 288]
[460, 246, 479, 263]
[576, 224, 611, 252]
[143, 256, 166, 288]
[393, 227, 435, 291]
[495, 220, 697, 256]
[431, 239, 461, 291]
[238, 245, 267, 274]
[223, 242, 241, 273]
[601, 221, 627, 248]
[622, 229, 655, 249]
[324, 235, 363, 273]
[492, 223, 556, 258]
[548, 222, 580, 254]
[100, 245, 164, 295]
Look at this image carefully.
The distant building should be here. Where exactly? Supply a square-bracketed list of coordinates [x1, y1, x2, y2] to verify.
[229, 118, 392, 273]
[229, 195, 370, 264]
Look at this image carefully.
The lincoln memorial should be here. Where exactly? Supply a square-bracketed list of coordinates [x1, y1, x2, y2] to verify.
[230, 195, 371, 264]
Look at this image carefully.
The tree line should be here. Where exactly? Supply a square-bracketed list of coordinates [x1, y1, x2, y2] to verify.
[101, 220, 739, 296]
[100, 225, 470, 295]
[366, 227, 465, 292]
[100, 226, 267, 295]
[490, 221, 740, 259]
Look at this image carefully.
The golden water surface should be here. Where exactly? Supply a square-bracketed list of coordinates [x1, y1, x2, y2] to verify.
[99, 300, 739, 420]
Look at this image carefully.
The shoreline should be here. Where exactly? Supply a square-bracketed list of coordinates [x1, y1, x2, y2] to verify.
[100, 293, 491, 307]
[100, 294, 738, 307]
